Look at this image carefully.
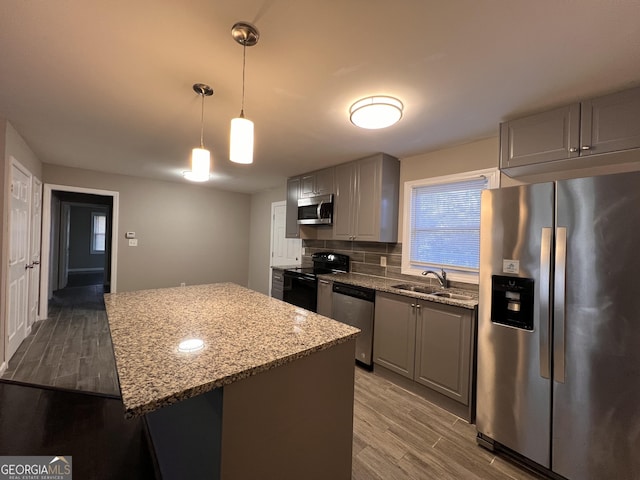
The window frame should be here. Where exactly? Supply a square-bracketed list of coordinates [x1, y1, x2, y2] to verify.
[401, 168, 500, 284]
[90, 211, 107, 255]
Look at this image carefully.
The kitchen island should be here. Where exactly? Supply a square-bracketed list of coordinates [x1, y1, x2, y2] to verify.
[104, 283, 359, 480]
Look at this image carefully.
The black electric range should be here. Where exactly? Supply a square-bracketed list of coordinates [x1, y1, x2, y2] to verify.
[282, 252, 349, 312]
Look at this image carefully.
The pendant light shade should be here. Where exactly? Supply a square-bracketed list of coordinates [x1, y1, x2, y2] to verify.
[184, 148, 211, 182]
[184, 83, 213, 182]
[230, 116, 254, 164]
[230, 22, 259, 164]
[350, 95, 404, 129]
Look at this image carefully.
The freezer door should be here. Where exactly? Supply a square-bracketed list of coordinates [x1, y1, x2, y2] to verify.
[476, 182, 554, 468]
[553, 171, 640, 479]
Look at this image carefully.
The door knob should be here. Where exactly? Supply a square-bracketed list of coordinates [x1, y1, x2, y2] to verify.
[25, 263, 33, 269]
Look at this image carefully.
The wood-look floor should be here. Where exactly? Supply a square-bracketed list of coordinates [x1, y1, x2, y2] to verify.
[1, 285, 119, 396]
[352, 368, 547, 480]
[2, 284, 547, 479]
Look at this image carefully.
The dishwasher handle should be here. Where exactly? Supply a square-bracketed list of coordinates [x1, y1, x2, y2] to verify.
[332, 282, 375, 302]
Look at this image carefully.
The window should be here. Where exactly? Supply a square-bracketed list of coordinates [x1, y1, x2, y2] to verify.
[91, 211, 107, 254]
[402, 169, 499, 284]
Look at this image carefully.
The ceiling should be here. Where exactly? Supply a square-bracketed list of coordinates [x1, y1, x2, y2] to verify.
[1, 1, 639, 194]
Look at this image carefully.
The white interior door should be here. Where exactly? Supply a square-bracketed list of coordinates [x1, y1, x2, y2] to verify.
[28, 177, 42, 328]
[271, 202, 302, 266]
[7, 160, 32, 359]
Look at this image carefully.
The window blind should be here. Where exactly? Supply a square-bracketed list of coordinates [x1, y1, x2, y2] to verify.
[409, 176, 487, 271]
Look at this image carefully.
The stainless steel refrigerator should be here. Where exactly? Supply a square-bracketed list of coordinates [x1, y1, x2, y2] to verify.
[476, 170, 640, 480]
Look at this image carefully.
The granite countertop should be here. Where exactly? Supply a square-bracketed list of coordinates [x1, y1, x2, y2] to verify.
[317, 272, 479, 310]
[104, 283, 359, 418]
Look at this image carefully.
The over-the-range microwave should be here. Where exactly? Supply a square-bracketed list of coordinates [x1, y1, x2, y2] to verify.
[297, 194, 333, 225]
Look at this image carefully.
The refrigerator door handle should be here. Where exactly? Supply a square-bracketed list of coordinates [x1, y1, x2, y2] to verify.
[539, 227, 552, 379]
[554, 227, 567, 383]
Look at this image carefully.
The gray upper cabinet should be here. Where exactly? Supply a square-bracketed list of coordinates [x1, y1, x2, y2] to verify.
[414, 303, 473, 405]
[501, 85, 640, 171]
[333, 153, 399, 242]
[373, 292, 416, 379]
[285, 176, 300, 239]
[300, 167, 335, 198]
[581, 86, 640, 156]
[500, 104, 580, 168]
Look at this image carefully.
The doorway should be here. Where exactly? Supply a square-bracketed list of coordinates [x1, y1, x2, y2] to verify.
[0, 185, 120, 396]
[269, 201, 301, 295]
[49, 192, 113, 294]
[40, 185, 119, 320]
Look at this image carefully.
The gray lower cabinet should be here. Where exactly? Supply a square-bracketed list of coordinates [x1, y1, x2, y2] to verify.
[501, 85, 640, 172]
[285, 176, 300, 239]
[271, 269, 284, 300]
[414, 302, 473, 405]
[317, 279, 333, 317]
[374, 291, 475, 408]
[373, 292, 416, 379]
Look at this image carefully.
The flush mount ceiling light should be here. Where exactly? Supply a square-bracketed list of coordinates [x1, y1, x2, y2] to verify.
[229, 21, 259, 164]
[349, 95, 404, 129]
[178, 338, 205, 353]
[183, 83, 213, 182]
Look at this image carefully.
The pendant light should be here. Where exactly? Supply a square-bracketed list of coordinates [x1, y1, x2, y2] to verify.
[230, 22, 259, 164]
[184, 83, 213, 182]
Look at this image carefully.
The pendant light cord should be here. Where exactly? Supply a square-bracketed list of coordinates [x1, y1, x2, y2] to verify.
[199, 89, 205, 148]
[240, 42, 247, 118]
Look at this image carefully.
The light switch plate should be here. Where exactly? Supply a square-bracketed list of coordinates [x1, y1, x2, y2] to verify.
[125, 232, 136, 239]
[128, 239, 138, 247]
[380, 256, 387, 267]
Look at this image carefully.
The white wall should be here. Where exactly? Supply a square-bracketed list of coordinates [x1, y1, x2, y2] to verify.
[247, 186, 286, 295]
[43, 164, 252, 292]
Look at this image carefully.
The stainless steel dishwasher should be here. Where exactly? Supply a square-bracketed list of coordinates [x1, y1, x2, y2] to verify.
[332, 282, 375, 368]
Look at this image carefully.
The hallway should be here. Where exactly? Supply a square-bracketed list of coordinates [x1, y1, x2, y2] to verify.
[1, 284, 119, 397]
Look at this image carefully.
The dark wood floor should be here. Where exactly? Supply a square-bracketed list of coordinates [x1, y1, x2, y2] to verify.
[0, 381, 156, 479]
[1, 285, 119, 396]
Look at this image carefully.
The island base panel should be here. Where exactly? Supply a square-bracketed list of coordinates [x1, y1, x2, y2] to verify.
[145, 339, 356, 480]
[221, 338, 356, 480]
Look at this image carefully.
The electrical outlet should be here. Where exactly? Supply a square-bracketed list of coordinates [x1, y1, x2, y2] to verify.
[180, 282, 186, 287]
[128, 239, 138, 247]
[380, 256, 387, 267]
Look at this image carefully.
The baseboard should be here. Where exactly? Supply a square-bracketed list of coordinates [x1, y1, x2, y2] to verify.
[68, 268, 105, 273]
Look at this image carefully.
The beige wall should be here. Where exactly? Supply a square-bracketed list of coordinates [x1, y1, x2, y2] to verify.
[247, 186, 286, 295]
[398, 137, 499, 234]
[1, 121, 43, 368]
[43, 165, 251, 293]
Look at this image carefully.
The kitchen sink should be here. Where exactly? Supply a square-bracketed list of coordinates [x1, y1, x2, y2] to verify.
[429, 292, 474, 301]
[390, 284, 440, 294]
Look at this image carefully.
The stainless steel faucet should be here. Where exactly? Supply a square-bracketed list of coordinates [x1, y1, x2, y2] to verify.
[422, 268, 447, 288]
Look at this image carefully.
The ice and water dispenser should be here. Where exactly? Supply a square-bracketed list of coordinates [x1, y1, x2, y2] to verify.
[491, 275, 535, 330]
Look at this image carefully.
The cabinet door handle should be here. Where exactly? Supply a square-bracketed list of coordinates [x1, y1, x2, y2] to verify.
[319, 280, 329, 284]
[580, 145, 592, 151]
[415, 304, 421, 309]
[411, 303, 415, 308]
[569, 147, 578, 153]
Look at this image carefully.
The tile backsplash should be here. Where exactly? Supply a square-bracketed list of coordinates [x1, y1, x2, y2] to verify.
[301, 240, 478, 292]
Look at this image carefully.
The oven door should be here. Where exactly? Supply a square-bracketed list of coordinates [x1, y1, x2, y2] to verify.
[283, 272, 318, 312]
